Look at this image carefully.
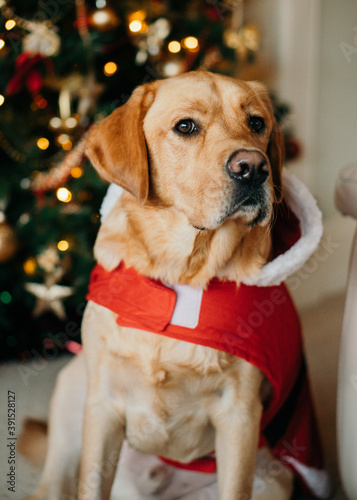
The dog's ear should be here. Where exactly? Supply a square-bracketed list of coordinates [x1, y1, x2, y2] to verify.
[248, 81, 285, 203]
[267, 120, 285, 203]
[85, 83, 156, 204]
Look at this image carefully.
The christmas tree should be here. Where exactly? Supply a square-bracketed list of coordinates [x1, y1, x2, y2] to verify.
[0, 0, 294, 361]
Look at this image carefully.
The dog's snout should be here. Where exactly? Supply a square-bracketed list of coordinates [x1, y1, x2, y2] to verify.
[226, 150, 268, 184]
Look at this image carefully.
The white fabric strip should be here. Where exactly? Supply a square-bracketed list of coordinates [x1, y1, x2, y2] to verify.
[167, 283, 203, 328]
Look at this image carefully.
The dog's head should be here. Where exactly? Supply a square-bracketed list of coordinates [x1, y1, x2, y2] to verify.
[86, 71, 284, 231]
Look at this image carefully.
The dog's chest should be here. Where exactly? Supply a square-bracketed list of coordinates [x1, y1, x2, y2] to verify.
[103, 325, 239, 462]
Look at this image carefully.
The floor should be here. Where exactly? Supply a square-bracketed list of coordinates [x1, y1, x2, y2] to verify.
[0, 293, 349, 499]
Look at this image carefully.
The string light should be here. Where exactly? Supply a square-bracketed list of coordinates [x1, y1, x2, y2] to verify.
[168, 40, 181, 53]
[183, 36, 199, 51]
[37, 137, 50, 150]
[56, 187, 72, 203]
[92, 9, 111, 26]
[0, 40, 5, 50]
[129, 20, 142, 33]
[65, 117, 78, 128]
[5, 19, 16, 30]
[49, 117, 62, 129]
[104, 61, 117, 76]
[0, 95, 4, 106]
[23, 257, 37, 275]
[71, 166, 83, 178]
[61, 140, 72, 151]
[57, 240, 69, 251]
[57, 133, 70, 145]
[163, 61, 181, 77]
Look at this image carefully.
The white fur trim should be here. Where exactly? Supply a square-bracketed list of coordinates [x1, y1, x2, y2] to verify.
[100, 183, 124, 222]
[99, 169, 323, 286]
[242, 169, 323, 287]
[284, 457, 332, 498]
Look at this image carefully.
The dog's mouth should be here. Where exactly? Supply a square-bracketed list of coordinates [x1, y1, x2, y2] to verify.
[216, 188, 272, 228]
[192, 198, 271, 232]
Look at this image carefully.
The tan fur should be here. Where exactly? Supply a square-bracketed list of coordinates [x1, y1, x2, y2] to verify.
[25, 72, 293, 500]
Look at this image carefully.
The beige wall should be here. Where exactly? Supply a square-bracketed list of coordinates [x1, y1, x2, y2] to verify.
[316, 0, 357, 218]
[243, 0, 357, 308]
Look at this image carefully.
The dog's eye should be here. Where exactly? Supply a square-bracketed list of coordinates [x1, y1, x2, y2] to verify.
[249, 116, 266, 134]
[174, 119, 197, 136]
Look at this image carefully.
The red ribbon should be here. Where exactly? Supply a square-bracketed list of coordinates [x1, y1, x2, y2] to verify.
[5, 52, 54, 96]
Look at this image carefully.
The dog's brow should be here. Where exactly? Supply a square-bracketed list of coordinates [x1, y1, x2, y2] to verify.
[175, 101, 211, 116]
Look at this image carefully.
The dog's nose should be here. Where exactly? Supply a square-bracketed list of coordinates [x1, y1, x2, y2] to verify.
[226, 150, 269, 184]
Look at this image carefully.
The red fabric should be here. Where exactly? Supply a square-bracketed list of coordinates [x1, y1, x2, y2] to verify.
[86, 205, 326, 496]
[87, 265, 302, 430]
[272, 198, 301, 258]
[159, 455, 217, 474]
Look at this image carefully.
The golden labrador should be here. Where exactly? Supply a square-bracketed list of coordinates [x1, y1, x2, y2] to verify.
[26, 71, 296, 500]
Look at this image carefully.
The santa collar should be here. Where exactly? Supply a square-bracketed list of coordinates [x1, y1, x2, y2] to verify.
[100, 169, 323, 287]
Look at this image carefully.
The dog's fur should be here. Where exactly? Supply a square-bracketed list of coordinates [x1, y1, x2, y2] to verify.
[25, 71, 295, 500]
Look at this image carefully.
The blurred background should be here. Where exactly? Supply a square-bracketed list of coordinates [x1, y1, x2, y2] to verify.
[0, 0, 357, 497]
[0, 0, 304, 360]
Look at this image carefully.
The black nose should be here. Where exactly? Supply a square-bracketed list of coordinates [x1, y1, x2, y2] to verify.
[226, 150, 269, 184]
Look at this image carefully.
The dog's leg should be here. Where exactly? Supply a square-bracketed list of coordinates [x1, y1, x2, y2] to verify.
[77, 380, 125, 500]
[211, 364, 263, 500]
[24, 354, 86, 500]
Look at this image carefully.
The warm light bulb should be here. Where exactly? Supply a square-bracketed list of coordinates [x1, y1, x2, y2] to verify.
[62, 140, 72, 151]
[163, 61, 181, 77]
[168, 40, 181, 53]
[129, 20, 142, 32]
[56, 187, 72, 203]
[104, 61, 118, 76]
[57, 240, 69, 251]
[0, 40, 5, 50]
[0, 95, 4, 106]
[57, 133, 70, 145]
[183, 36, 199, 50]
[23, 257, 37, 275]
[92, 10, 111, 26]
[5, 19, 16, 30]
[37, 137, 50, 150]
[49, 117, 62, 129]
[71, 166, 83, 178]
[65, 117, 78, 128]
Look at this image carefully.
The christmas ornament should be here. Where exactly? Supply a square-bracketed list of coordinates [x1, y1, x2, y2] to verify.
[44, 72, 104, 123]
[0, 201, 17, 263]
[36, 245, 60, 274]
[22, 22, 61, 57]
[0, 220, 17, 262]
[25, 243, 73, 319]
[5, 52, 54, 96]
[25, 280, 73, 320]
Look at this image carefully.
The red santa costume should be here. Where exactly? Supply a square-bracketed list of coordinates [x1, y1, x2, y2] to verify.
[84, 169, 331, 499]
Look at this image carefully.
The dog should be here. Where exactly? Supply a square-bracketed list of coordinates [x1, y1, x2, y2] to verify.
[24, 71, 329, 500]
